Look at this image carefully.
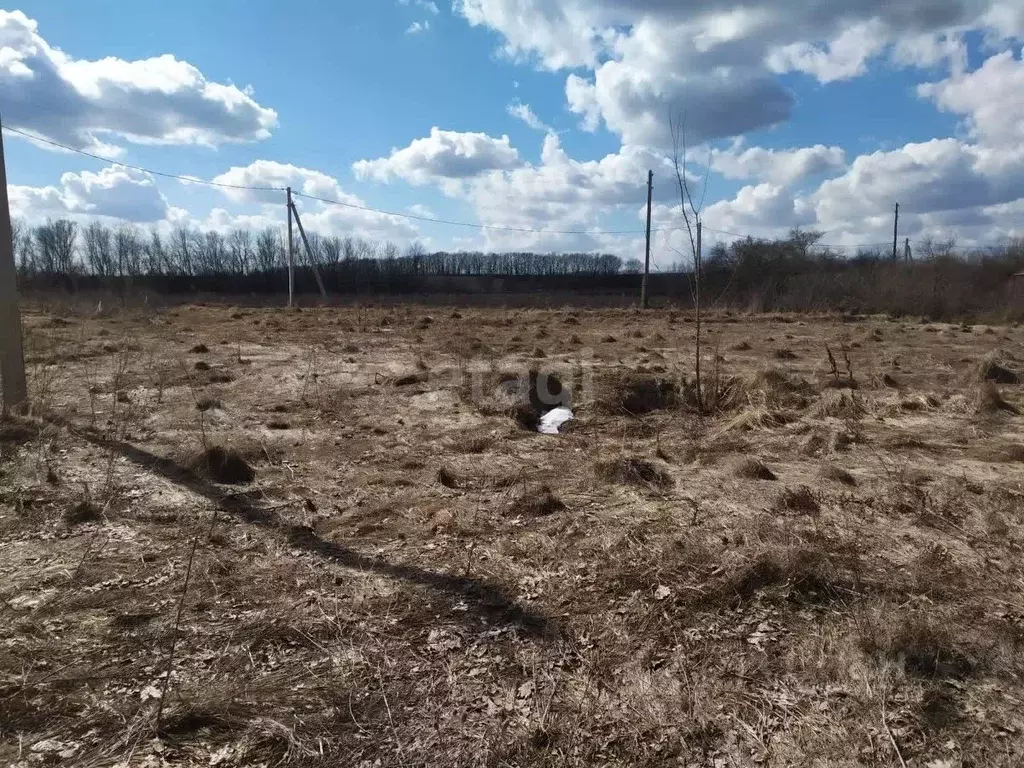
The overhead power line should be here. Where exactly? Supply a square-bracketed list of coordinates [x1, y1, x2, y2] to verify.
[6, 125, 1011, 249]
[0, 125, 284, 191]
[291, 190, 647, 236]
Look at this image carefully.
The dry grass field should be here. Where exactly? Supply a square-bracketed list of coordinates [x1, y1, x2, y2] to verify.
[2, 301, 1024, 767]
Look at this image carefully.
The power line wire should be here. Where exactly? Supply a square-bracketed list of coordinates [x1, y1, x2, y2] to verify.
[0, 126, 655, 237]
[1, 125, 285, 192]
[7, 125, 1013, 250]
[292, 190, 649, 236]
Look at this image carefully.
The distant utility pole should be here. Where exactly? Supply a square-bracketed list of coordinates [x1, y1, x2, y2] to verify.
[642, 169, 653, 308]
[892, 202, 900, 262]
[0, 118, 28, 413]
[286, 186, 295, 308]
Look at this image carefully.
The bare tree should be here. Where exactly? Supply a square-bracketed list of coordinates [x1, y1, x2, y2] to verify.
[228, 228, 253, 275]
[11, 218, 36, 276]
[115, 224, 143, 278]
[83, 222, 114, 277]
[406, 241, 426, 274]
[169, 226, 196, 276]
[254, 228, 280, 273]
[670, 110, 713, 412]
[35, 219, 78, 276]
[148, 230, 166, 275]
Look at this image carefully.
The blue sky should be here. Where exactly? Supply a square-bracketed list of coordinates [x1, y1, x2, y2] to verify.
[2, 1, 1023, 259]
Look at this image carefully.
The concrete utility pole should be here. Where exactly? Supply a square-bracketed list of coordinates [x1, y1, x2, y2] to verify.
[0, 118, 28, 413]
[286, 186, 295, 308]
[288, 198, 328, 300]
[642, 170, 653, 308]
[892, 202, 900, 262]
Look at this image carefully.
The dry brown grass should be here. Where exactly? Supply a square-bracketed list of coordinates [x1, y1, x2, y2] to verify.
[820, 463, 857, 485]
[734, 457, 777, 480]
[975, 381, 1019, 414]
[4, 302, 1024, 767]
[595, 456, 673, 489]
[599, 373, 677, 415]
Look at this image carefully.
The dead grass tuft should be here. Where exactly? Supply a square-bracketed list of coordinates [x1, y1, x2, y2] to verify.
[207, 370, 235, 384]
[812, 389, 866, 419]
[774, 348, 798, 360]
[974, 381, 1018, 414]
[190, 343, 209, 354]
[194, 360, 211, 371]
[601, 373, 678, 415]
[734, 367, 814, 410]
[730, 341, 752, 351]
[771, 485, 821, 515]
[977, 353, 1020, 385]
[393, 372, 429, 387]
[735, 457, 777, 480]
[65, 499, 101, 526]
[820, 464, 857, 485]
[863, 613, 975, 679]
[195, 395, 221, 412]
[896, 393, 941, 412]
[699, 547, 849, 609]
[0, 418, 35, 446]
[968, 442, 1024, 462]
[595, 456, 673, 490]
[460, 435, 493, 454]
[718, 406, 794, 432]
[508, 485, 566, 517]
[190, 447, 256, 485]
[437, 467, 459, 488]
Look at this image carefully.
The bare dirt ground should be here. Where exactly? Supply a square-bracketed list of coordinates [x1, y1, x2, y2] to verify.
[2, 301, 1024, 767]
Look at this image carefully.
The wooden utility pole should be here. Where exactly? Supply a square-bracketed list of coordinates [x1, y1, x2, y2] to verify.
[286, 186, 295, 308]
[0, 119, 28, 413]
[642, 170, 653, 308]
[892, 202, 899, 262]
[288, 198, 328, 300]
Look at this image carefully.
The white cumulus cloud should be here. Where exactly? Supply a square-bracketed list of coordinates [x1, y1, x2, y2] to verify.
[0, 9, 277, 153]
[710, 143, 847, 185]
[208, 160, 419, 241]
[352, 127, 522, 185]
[457, 0, 1023, 148]
[9, 165, 169, 223]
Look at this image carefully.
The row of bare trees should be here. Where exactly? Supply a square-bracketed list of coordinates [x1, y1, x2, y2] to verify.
[10, 218, 627, 280]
